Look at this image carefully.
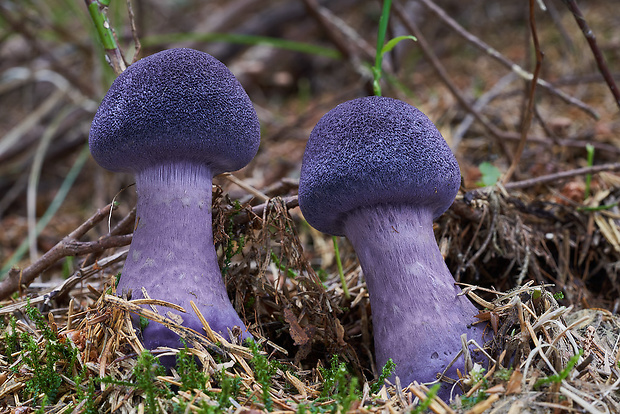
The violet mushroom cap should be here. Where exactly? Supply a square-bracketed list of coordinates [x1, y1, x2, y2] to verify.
[89, 48, 259, 353]
[298, 96, 487, 398]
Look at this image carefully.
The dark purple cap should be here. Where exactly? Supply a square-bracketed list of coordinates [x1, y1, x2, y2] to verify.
[89, 48, 260, 175]
[298, 96, 461, 236]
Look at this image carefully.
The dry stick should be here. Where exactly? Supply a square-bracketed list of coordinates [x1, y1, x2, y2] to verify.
[562, 0, 620, 110]
[0, 249, 128, 317]
[503, 0, 544, 184]
[0, 203, 133, 300]
[232, 195, 299, 226]
[0, 235, 132, 301]
[452, 73, 517, 149]
[473, 162, 620, 197]
[301, 0, 375, 81]
[301, 0, 357, 60]
[82, 206, 137, 267]
[416, 0, 599, 120]
[126, 0, 142, 64]
[504, 162, 620, 191]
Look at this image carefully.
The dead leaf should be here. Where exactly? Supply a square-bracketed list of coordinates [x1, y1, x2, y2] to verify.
[505, 370, 523, 395]
[284, 307, 309, 346]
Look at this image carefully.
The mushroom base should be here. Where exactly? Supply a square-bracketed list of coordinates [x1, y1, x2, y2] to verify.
[343, 204, 489, 400]
[118, 164, 252, 359]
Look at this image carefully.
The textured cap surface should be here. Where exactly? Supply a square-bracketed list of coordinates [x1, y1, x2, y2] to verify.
[298, 96, 460, 236]
[89, 48, 260, 174]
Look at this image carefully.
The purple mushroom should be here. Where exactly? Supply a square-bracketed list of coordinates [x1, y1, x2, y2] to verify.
[89, 48, 259, 351]
[298, 96, 487, 395]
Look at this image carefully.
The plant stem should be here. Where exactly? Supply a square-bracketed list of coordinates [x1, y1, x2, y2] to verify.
[373, 0, 392, 96]
[332, 236, 350, 299]
[84, 0, 126, 74]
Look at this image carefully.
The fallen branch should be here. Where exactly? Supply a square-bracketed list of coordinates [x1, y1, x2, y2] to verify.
[473, 162, 620, 196]
[0, 203, 133, 300]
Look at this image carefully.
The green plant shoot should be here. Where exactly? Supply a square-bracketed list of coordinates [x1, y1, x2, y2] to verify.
[477, 162, 502, 187]
[373, 0, 392, 96]
[534, 349, 583, 389]
[372, 1, 417, 96]
[86, 0, 118, 51]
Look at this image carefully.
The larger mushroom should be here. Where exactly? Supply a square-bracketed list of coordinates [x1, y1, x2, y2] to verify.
[89, 48, 259, 351]
[298, 96, 487, 396]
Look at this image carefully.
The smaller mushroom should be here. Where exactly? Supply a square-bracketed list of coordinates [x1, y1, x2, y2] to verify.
[89, 48, 259, 354]
[298, 96, 487, 397]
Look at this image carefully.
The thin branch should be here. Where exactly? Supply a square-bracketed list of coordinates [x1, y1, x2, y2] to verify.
[0, 250, 128, 316]
[562, 0, 620, 110]
[0, 203, 133, 300]
[126, 0, 141, 64]
[473, 162, 620, 196]
[232, 196, 299, 226]
[82, 206, 137, 267]
[503, 0, 544, 183]
[416, 0, 599, 119]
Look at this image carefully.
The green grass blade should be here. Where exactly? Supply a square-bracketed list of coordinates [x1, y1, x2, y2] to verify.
[381, 35, 417, 54]
[373, 0, 393, 96]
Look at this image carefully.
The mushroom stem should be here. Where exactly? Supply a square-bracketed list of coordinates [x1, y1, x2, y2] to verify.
[343, 204, 484, 387]
[118, 163, 250, 349]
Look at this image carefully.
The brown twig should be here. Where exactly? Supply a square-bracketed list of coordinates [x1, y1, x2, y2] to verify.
[473, 162, 620, 196]
[0, 204, 133, 300]
[301, 0, 374, 82]
[301, 0, 357, 61]
[503, 0, 544, 183]
[562, 0, 620, 110]
[126, 0, 142, 64]
[415, 0, 599, 119]
[82, 206, 137, 267]
[232, 196, 299, 226]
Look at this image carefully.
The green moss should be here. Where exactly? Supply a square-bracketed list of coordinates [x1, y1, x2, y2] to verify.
[318, 355, 360, 413]
[370, 358, 395, 395]
[133, 351, 171, 414]
[176, 346, 209, 391]
[14, 303, 78, 404]
[249, 340, 276, 410]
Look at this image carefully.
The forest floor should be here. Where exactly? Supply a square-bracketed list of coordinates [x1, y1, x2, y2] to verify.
[0, 1, 619, 413]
